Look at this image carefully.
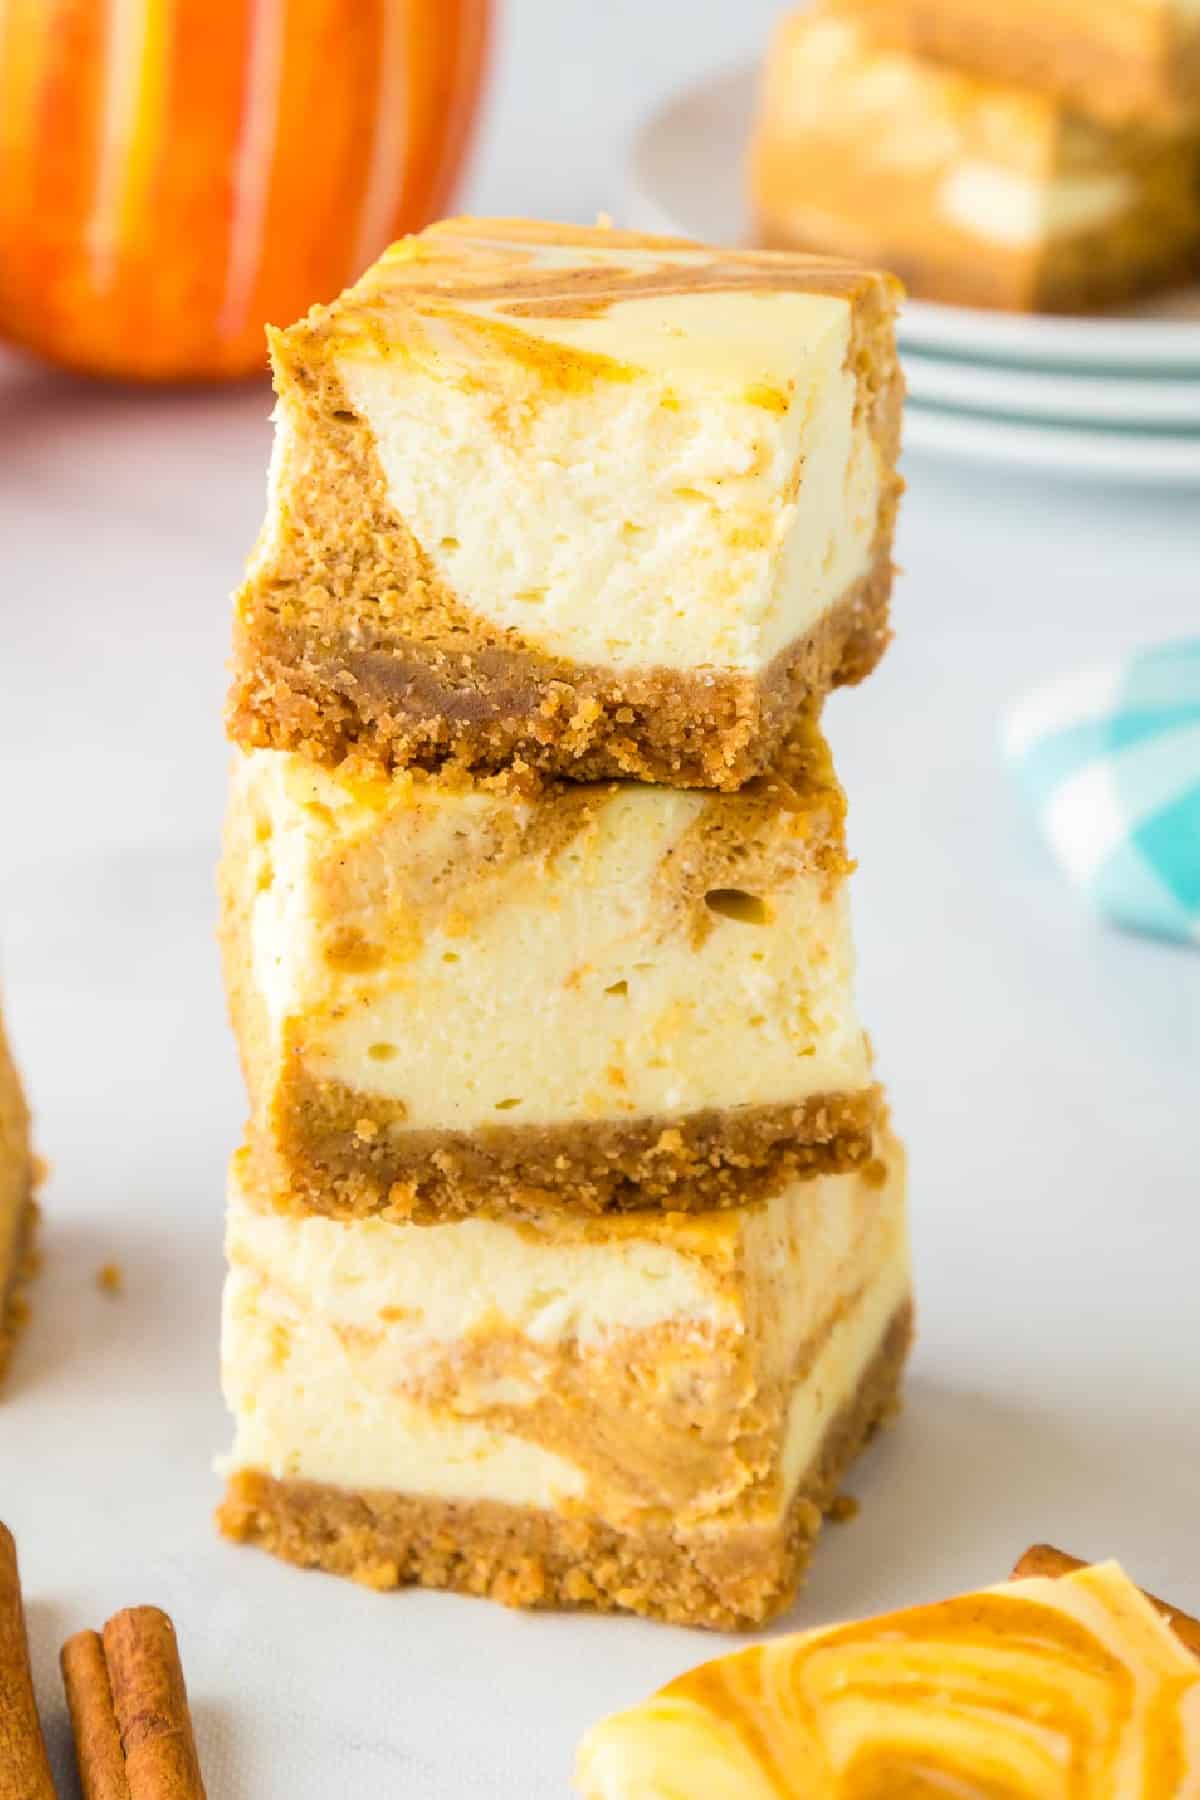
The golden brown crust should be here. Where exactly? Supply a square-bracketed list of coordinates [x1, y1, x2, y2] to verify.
[244, 1085, 883, 1223]
[227, 246, 901, 789]
[217, 1300, 912, 1630]
[231, 540, 894, 791]
[0, 1194, 39, 1392]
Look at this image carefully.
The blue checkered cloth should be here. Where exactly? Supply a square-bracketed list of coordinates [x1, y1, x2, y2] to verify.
[1003, 641, 1200, 947]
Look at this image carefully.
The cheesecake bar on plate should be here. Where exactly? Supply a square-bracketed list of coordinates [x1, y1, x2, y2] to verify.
[0, 1001, 37, 1387]
[228, 217, 903, 789]
[218, 1132, 911, 1628]
[220, 707, 879, 1222]
[850, 0, 1200, 130]
[751, 3, 1200, 313]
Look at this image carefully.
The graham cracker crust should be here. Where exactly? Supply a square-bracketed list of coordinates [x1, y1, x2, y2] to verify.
[251, 1084, 883, 1223]
[0, 1193, 39, 1391]
[217, 1299, 913, 1630]
[231, 553, 894, 792]
[228, 274, 901, 790]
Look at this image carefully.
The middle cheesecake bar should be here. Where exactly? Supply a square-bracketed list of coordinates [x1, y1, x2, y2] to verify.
[221, 705, 879, 1223]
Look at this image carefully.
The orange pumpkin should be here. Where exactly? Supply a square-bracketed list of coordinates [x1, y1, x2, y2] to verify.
[0, 0, 491, 381]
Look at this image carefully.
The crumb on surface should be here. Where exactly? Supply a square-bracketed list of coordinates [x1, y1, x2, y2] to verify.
[828, 1493, 860, 1524]
[96, 1262, 123, 1295]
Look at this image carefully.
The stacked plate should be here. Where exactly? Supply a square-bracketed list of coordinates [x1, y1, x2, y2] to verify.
[627, 67, 1200, 485]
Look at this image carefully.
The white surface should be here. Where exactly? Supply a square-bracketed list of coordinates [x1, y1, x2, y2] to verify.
[904, 352, 1200, 430]
[3, 7, 1200, 1796]
[903, 406, 1200, 484]
[629, 64, 1200, 373]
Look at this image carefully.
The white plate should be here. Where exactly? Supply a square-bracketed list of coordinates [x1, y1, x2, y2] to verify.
[904, 404, 1200, 484]
[904, 353, 1200, 430]
[627, 66, 1200, 375]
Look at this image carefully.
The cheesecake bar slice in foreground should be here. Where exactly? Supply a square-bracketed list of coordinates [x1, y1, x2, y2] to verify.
[228, 217, 903, 788]
[220, 709, 879, 1222]
[752, 5, 1200, 314]
[0, 1000, 37, 1387]
[218, 1133, 911, 1629]
[576, 1556, 1200, 1792]
[851, 0, 1200, 130]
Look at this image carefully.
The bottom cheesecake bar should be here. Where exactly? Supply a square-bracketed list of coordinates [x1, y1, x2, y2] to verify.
[218, 1135, 912, 1628]
[0, 1001, 37, 1389]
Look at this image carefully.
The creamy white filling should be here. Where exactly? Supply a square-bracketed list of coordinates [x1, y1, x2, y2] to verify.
[334, 287, 881, 677]
[241, 754, 870, 1134]
[224, 1148, 887, 1359]
[778, 1200, 911, 1502]
[225, 1184, 737, 1355]
[938, 161, 1135, 248]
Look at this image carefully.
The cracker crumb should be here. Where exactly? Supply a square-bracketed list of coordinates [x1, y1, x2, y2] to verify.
[97, 1262, 123, 1296]
[828, 1493, 859, 1524]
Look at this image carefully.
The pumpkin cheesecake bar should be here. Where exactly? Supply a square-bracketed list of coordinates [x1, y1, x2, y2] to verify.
[220, 706, 879, 1223]
[228, 217, 903, 789]
[218, 1132, 911, 1628]
[576, 1555, 1200, 1791]
[752, 4, 1200, 314]
[0, 1000, 37, 1388]
[849, 0, 1200, 130]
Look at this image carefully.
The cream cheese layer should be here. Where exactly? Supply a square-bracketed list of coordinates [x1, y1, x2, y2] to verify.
[221, 1143, 909, 1522]
[227, 743, 869, 1137]
[939, 163, 1135, 247]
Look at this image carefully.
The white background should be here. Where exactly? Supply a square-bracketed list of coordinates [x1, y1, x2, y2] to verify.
[2, 3, 1198, 1795]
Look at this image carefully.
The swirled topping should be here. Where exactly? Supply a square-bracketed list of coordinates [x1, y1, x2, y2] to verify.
[577, 1562, 1200, 1798]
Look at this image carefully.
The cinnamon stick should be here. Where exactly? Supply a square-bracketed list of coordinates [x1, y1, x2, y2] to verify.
[101, 1607, 206, 1798]
[61, 1628, 131, 1800]
[0, 1522, 56, 1800]
[1012, 1543, 1200, 1662]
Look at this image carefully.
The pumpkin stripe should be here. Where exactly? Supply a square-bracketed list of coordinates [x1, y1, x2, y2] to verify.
[250, 0, 374, 334]
[349, 0, 411, 281]
[0, 0, 85, 325]
[149, 0, 254, 365]
[88, 0, 172, 290]
[219, 0, 287, 341]
[426, 0, 489, 222]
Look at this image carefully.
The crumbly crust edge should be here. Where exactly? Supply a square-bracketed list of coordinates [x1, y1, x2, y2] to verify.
[230, 548, 895, 790]
[246, 1084, 884, 1223]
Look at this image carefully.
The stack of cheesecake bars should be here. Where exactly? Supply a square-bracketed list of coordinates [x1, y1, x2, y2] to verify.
[216, 218, 913, 1629]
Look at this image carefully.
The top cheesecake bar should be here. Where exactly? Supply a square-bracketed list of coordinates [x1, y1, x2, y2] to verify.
[852, 0, 1200, 130]
[228, 219, 903, 789]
